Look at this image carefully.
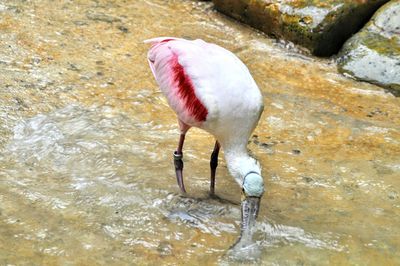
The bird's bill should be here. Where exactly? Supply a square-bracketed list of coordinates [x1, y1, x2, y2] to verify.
[239, 196, 260, 241]
[231, 196, 260, 247]
[228, 196, 261, 259]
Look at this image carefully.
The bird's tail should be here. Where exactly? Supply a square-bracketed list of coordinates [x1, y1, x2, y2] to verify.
[144, 37, 177, 79]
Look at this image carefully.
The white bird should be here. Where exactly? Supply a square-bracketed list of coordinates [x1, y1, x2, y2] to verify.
[145, 37, 264, 249]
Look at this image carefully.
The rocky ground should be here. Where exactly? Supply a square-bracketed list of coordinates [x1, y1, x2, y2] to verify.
[211, 0, 399, 91]
[338, 0, 400, 93]
[212, 0, 389, 56]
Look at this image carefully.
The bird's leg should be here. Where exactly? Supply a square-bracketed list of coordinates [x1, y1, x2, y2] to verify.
[174, 133, 186, 194]
[210, 141, 220, 196]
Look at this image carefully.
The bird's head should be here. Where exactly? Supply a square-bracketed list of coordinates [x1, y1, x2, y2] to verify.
[242, 172, 264, 197]
[230, 171, 264, 255]
[239, 171, 264, 238]
[241, 172, 264, 233]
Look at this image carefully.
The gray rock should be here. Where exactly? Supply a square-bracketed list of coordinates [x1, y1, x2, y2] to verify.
[338, 0, 400, 93]
[212, 0, 389, 56]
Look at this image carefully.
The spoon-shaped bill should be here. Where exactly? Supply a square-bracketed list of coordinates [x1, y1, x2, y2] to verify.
[228, 196, 261, 261]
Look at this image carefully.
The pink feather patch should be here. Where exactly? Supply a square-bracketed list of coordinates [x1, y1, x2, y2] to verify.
[170, 54, 208, 122]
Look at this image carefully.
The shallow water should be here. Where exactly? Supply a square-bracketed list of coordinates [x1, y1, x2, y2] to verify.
[0, 0, 399, 265]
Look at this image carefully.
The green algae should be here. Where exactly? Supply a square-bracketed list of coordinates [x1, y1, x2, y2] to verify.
[363, 32, 400, 56]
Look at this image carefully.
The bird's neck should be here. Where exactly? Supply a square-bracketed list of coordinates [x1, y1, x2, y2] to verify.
[224, 145, 261, 186]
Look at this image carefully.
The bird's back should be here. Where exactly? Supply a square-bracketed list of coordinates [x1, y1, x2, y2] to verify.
[146, 37, 263, 146]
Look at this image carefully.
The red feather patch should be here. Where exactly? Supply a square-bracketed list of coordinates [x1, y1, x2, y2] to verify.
[170, 54, 208, 122]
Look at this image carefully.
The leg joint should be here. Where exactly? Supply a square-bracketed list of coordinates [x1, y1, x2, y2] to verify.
[174, 151, 183, 170]
[174, 151, 183, 160]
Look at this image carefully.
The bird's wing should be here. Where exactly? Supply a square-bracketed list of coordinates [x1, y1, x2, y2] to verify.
[145, 38, 211, 126]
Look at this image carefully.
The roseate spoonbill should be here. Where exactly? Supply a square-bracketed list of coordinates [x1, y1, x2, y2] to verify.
[145, 37, 264, 250]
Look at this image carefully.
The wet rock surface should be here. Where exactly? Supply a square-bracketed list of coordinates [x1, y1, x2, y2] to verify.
[212, 0, 389, 56]
[338, 0, 400, 93]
